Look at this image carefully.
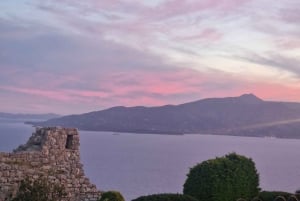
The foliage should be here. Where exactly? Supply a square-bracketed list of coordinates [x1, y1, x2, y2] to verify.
[288, 195, 299, 201]
[98, 191, 125, 201]
[251, 197, 262, 201]
[274, 196, 287, 201]
[257, 191, 292, 201]
[131, 193, 198, 201]
[10, 176, 66, 201]
[183, 153, 260, 201]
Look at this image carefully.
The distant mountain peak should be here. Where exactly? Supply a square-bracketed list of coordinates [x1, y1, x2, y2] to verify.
[238, 93, 263, 103]
[29, 93, 300, 138]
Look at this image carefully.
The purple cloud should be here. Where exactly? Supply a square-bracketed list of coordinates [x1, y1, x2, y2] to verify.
[1, 0, 300, 114]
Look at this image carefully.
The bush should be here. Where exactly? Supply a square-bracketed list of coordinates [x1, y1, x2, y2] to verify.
[288, 195, 299, 201]
[99, 191, 125, 201]
[10, 176, 66, 201]
[131, 193, 198, 201]
[251, 197, 262, 201]
[258, 191, 292, 201]
[183, 153, 260, 201]
[274, 196, 287, 201]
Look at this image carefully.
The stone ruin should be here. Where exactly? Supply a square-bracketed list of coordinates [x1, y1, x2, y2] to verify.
[0, 127, 101, 201]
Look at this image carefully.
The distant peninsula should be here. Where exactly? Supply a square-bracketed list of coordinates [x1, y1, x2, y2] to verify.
[27, 94, 300, 139]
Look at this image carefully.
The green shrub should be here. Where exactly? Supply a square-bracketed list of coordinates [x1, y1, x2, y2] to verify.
[258, 191, 292, 201]
[10, 176, 66, 201]
[274, 196, 287, 201]
[251, 197, 262, 201]
[288, 195, 299, 201]
[99, 191, 125, 201]
[131, 193, 198, 201]
[183, 153, 260, 201]
[236, 199, 247, 201]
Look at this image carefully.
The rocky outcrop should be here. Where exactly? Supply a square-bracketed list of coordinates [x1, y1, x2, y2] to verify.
[0, 127, 101, 201]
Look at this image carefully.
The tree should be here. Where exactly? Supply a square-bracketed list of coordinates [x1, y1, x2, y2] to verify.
[98, 191, 125, 201]
[183, 153, 260, 201]
[10, 176, 66, 201]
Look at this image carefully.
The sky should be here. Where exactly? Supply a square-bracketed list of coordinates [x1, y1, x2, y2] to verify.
[1, 0, 300, 114]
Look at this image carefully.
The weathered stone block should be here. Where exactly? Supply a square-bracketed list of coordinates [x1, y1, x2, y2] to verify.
[0, 127, 101, 201]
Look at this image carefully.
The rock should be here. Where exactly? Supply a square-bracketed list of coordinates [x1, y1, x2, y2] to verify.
[0, 127, 101, 201]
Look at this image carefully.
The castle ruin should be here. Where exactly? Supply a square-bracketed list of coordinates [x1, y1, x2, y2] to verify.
[0, 127, 101, 201]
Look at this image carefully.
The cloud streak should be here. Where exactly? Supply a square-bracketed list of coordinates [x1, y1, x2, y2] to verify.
[1, 0, 300, 113]
[237, 52, 300, 77]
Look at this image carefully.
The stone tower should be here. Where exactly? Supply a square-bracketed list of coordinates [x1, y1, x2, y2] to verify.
[0, 127, 101, 201]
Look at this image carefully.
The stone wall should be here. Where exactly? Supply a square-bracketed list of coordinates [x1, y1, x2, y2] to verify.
[0, 127, 101, 201]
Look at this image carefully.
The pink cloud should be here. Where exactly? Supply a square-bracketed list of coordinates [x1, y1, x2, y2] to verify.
[0, 66, 19, 75]
[177, 28, 223, 42]
[4, 0, 300, 115]
[210, 80, 300, 103]
[143, 0, 251, 21]
[0, 86, 72, 101]
[99, 68, 206, 98]
[0, 68, 208, 111]
[0, 85, 115, 102]
[198, 28, 222, 40]
[280, 7, 300, 24]
[110, 96, 166, 107]
[36, 0, 249, 42]
[2, 67, 300, 114]
[249, 83, 300, 102]
[276, 38, 300, 50]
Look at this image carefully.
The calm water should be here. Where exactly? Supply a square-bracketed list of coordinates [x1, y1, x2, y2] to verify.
[1, 121, 300, 201]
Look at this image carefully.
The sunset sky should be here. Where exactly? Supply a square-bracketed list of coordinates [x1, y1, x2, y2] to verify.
[1, 0, 300, 114]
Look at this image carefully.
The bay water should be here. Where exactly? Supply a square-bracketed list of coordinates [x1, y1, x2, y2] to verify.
[1, 120, 300, 201]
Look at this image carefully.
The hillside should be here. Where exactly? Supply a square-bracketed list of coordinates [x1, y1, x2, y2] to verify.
[29, 94, 300, 138]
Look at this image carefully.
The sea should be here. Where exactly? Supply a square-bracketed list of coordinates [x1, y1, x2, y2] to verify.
[1, 120, 300, 201]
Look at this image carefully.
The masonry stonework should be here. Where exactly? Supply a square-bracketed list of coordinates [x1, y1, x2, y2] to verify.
[0, 127, 101, 201]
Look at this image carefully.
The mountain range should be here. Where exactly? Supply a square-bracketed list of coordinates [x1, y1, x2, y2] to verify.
[28, 94, 300, 138]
